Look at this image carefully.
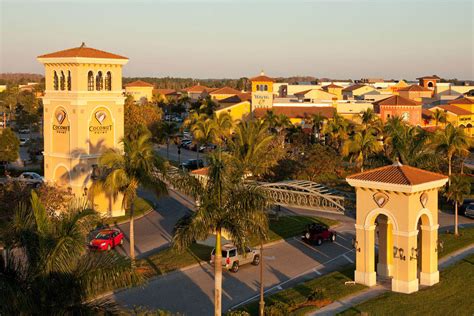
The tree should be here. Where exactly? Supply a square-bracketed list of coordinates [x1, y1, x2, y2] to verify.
[348, 127, 382, 172]
[191, 116, 217, 160]
[434, 124, 471, 182]
[432, 109, 447, 127]
[155, 121, 179, 160]
[296, 144, 343, 182]
[172, 152, 269, 316]
[360, 108, 378, 128]
[212, 112, 233, 147]
[0, 128, 19, 166]
[0, 192, 141, 315]
[323, 111, 350, 155]
[445, 175, 471, 236]
[124, 94, 162, 138]
[309, 112, 327, 142]
[93, 130, 167, 260]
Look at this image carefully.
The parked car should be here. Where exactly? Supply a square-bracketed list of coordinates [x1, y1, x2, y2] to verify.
[302, 223, 336, 246]
[19, 138, 29, 146]
[459, 198, 474, 216]
[17, 172, 44, 187]
[179, 159, 204, 171]
[19, 128, 30, 134]
[88, 229, 124, 251]
[463, 203, 474, 219]
[210, 243, 260, 273]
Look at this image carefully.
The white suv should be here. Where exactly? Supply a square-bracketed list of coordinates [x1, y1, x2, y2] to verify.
[210, 243, 260, 273]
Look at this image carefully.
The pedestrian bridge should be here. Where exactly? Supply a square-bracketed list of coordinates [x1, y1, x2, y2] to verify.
[257, 180, 346, 213]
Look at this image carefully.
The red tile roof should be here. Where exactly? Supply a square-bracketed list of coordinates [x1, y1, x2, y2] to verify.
[124, 80, 154, 88]
[209, 87, 242, 95]
[218, 93, 251, 104]
[183, 85, 210, 93]
[342, 84, 369, 92]
[347, 162, 447, 186]
[374, 95, 421, 106]
[323, 83, 343, 89]
[38, 43, 128, 60]
[254, 106, 335, 119]
[250, 75, 275, 82]
[448, 97, 474, 105]
[422, 109, 434, 119]
[294, 89, 313, 96]
[434, 105, 472, 116]
[153, 88, 178, 95]
[191, 167, 209, 176]
[416, 75, 441, 80]
[397, 85, 432, 92]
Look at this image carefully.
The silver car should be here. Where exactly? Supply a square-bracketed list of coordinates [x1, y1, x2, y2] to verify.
[18, 172, 44, 187]
[465, 203, 474, 219]
[210, 243, 260, 273]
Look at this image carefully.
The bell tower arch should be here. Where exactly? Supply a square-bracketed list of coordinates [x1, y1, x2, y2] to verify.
[347, 161, 447, 294]
[37, 43, 128, 216]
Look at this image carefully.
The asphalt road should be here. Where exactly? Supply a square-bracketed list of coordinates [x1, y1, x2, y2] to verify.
[155, 143, 206, 165]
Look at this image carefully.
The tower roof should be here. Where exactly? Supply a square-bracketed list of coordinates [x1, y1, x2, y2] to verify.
[250, 71, 275, 82]
[346, 162, 447, 186]
[38, 43, 128, 60]
[124, 80, 154, 88]
[374, 95, 421, 106]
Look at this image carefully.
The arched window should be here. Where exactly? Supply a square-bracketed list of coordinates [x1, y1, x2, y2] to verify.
[53, 71, 59, 90]
[264, 85, 268, 91]
[96, 71, 103, 91]
[60, 71, 65, 90]
[105, 71, 112, 91]
[88, 71, 94, 91]
[67, 71, 71, 91]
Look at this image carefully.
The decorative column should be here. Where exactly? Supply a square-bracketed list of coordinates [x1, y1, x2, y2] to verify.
[419, 224, 440, 286]
[391, 230, 419, 294]
[354, 224, 377, 287]
[376, 217, 393, 277]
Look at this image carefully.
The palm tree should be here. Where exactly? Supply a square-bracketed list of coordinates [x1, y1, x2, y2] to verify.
[432, 109, 447, 127]
[360, 108, 378, 128]
[191, 116, 218, 160]
[434, 124, 471, 182]
[445, 175, 471, 236]
[0, 192, 141, 315]
[323, 111, 349, 155]
[93, 130, 167, 260]
[157, 121, 179, 160]
[212, 112, 233, 147]
[309, 112, 327, 142]
[349, 127, 382, 172]
[172, 152, 269, 316]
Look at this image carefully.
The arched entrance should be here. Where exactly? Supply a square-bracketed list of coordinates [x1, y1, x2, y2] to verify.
[346, 162, 448, 294]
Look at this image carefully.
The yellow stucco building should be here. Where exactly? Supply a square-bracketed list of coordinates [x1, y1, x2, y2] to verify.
[347, 162, 448, 294]
[124, 80, 154, 102]
[251, 72, 274, 110]
[37, 43, 128, 216]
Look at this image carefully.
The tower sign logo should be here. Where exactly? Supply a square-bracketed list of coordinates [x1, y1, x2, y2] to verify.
[95, 110, 107, 125]
[53, 108, 70, 133]
[56, 109, 66, 125]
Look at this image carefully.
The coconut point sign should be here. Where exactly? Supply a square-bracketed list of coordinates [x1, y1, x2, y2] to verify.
[89, 107, 114, 154]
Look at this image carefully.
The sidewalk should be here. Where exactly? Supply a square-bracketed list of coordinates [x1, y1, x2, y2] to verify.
[308, 243, 474, 316]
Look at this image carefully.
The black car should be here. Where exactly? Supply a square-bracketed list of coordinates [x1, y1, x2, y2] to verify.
[179, 159, 204, 171]
[459, 198, 474, 216]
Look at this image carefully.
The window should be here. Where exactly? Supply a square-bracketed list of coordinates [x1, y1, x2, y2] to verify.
[60, 71, 65, 90]
[53, 71, 59, 90]
[96, 71, 103, 91]
[229, 249, 237, 257]
[264, 85, 268, 91]
[67, 71, 71, 91]
[88, 71, 94, 91]
[105, 71, 112, 91]
[256, 84, 260, 91]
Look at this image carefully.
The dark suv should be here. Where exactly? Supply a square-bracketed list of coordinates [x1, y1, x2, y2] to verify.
[179, 159, 204, 171]
[302, 223, 336, 246]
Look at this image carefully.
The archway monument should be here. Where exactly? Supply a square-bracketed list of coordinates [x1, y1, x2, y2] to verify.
[346, 161, 448, 294]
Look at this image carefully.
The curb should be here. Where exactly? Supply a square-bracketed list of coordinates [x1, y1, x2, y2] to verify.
[105, 208, 154, 226]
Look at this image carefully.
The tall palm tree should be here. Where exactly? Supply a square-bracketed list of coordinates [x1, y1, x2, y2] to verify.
[212, 112, 234, 147]
[432, 109, 447, 127]
[445, 175, 471, 236]
[0, 192, 141, 315]
[172, 152, 269, 316]
[191, 116, 218, 160]
[309, 112, 327, 142]
[323, 111, 349, 155]
[348, 127, 382, 172]
[93, 130, 167, 260]
[360, 108, 378, 128]
[434, 123, 471, 182]
[157, 121, 179, 160]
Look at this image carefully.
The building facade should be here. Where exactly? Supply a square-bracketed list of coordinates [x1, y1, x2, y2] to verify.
[37, 43, 128, 216]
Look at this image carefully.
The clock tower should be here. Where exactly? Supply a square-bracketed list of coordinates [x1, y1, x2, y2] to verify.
[250, 71, 274, 110]
[37, 43, 128, 216]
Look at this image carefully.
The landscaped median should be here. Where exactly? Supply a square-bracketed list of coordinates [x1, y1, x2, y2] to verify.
[102, 197, 154, 225]
[135, 215, 338, 278]
[231, 225, 474, 316]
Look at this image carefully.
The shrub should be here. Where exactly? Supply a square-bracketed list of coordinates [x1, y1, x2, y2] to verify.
[226, 310, 251, 316]
[264, 302, 290, 316]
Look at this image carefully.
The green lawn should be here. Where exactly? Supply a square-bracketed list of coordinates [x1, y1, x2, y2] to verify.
[102, 197, 153, 225]
[438, 226, 474, 258]
[339, 253, 474, 316]
[138, 215, 339, 279]
[239, 266, 366, 316]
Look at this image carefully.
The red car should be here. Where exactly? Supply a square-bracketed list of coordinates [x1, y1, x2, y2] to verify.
[302, 223, 336, 246]
[89, 229, 124, 251]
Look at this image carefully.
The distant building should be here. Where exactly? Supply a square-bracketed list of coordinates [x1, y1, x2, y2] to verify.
[374, 95, 422, 125]
[124, 80, 154, 102]
[342, 84, 376, 100]
[397, 85, 432, 102]
[322, 83, 343, 100]
[182, 85, 213, 100]
[208, 87, 242, 101]
[250, 72, 274, 110]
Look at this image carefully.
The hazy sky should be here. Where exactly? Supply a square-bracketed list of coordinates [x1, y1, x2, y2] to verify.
[1, 0, 473, 80]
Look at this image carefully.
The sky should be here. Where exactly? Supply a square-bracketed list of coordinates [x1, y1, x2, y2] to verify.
[0, 0, 473, 80]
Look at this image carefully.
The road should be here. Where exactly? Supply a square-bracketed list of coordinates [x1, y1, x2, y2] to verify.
[155, 143, 205, 165]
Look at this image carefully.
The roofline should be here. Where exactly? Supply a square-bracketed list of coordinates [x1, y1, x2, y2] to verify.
[37, 56, 129, 65]
[345, 178, 448, 193]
